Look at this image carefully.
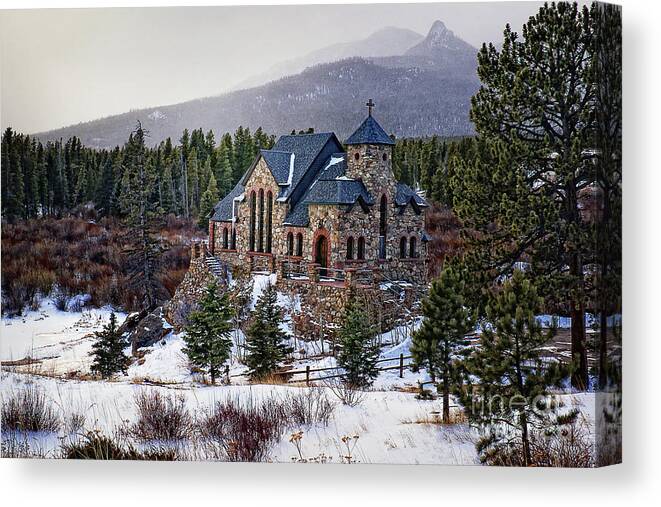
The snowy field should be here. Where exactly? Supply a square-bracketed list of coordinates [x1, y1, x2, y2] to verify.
[0, 275, 597, 464]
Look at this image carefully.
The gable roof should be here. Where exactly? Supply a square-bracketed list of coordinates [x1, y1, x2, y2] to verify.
[259, 149, 293, 185]
[270, 132, 339, 199]
[239, 132, 339, 198]
[345, 115, 395, 146]
[395, 182, 429, 208]
[211, 181, 245, 222]
[283, 152, 373, 226]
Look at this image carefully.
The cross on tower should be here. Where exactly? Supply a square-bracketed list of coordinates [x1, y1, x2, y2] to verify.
[366, 98, 375, 117]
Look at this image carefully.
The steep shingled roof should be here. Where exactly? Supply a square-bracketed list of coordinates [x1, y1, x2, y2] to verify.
[260, 149, 293, 185]
[345, 115, 395, 146]
[283, 152, 373, 226]
[270, 132, 337, 199]
[211, 182, 245, 222]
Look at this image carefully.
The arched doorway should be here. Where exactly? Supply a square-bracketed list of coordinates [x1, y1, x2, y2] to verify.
[315, 235, 329, 277]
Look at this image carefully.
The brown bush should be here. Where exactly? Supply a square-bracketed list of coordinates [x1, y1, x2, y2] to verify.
[479, 422, 595, 468]
[1, 216, 197, 315]
[129, 390, 193, 441]
[198, 396, 289, 462]
[1, 386, 61, 432]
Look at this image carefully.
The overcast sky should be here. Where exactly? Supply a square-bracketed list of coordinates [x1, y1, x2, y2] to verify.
[1, 2, 554, 134]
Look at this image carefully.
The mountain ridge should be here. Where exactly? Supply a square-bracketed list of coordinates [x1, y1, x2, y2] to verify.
[33, 20, 479, 148]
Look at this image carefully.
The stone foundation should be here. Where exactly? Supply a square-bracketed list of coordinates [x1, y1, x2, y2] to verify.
[164, 242, 227, 331]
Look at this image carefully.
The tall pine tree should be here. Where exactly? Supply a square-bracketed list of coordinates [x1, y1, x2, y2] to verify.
[244, 282, 289, 381]
[451, 2, 597, 388]
[183, 282, 234, 384]
[337, 291, 380, 389]
[411, 265, 473, 422]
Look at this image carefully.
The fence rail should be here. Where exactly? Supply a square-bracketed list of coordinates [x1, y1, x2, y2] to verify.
[270, 353, 414, 385]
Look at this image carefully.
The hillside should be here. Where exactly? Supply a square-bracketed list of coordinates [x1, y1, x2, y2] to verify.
[235, 26, 425, 90]
[34, 20, 479, 148]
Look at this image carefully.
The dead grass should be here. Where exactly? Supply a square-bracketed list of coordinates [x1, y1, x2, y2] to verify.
[1, 385, 60, 432]
[401, 409, 467, 426]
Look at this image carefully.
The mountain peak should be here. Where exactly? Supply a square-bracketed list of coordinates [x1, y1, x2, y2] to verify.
[405, 20, 475, 56]
[428, 20, 449, 36]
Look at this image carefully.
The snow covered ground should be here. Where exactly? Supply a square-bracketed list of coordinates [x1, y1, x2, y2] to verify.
[0, 281, 597, 464]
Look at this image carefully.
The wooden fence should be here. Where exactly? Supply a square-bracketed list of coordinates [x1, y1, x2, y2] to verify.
[271, 353, 414, 385]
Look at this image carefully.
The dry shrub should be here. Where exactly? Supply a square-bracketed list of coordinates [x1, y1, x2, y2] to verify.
[322, 376, 366, 407]
[1, 432, 47, 458]
[199, 396, 289, 462]
[424, 204, 464, 278]
[129, 390, 193, 441]
[63, 431, 178, 460]
[1, 386, 60, 432]
[1, 216, 198, 315]
[479, 422, 594, 468]
[283, 388, 335, 426]
[64, 412, 87, 434]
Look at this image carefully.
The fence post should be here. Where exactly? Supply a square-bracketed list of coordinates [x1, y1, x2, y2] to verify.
[399, 353, 404, 378]
[306, 365, 310, 386]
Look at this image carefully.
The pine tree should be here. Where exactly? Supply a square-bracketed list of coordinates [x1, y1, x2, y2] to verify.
[460, 270, 564, 466]
[411, 265, 473, 422]
[186, 147, 200, 216]
[244, 282, 290, 380]
[450, 2, 598, 388]
[90, 313, 129, 378]
[183, 282, 234, 384]
[592, 2, 622, 390]
[337, 291, 380, 389]
[119, 123, 164, 310]
[198, 173, 219, 229]
[215, 146, 233, 196]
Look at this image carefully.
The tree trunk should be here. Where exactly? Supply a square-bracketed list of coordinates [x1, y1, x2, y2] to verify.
[570, 250, 588, 390]
[520, 411, 532, 466]
[570, 303, 587, 390]
[599, 310, 608, 389]
[442, 375, 450, 424]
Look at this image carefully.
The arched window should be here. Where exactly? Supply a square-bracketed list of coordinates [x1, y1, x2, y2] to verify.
[258, 189, 264, 252]
[346, 236, 354, 260]
[286, 232, 294, 256]
[379, 195, 387, 236]
[223, 227, 229, 249]
[357, 237, 365, 260]
[295, 233, 303, 257]
[249, 191, 256, 251]
[409, 237, 417, 258]
[399, 237, 407, 258]
[266, 191, 273, 253]
[231, 228, 236, 250]
[379, 195, 387, 259]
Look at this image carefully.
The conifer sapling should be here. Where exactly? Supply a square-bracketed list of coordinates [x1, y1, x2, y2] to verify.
[183, 282, 234, 384]
[244, 281, 290, 381]
[337, 291, 380, 389]
[411, 265, 473, 422]
[90, 312, 129, 378]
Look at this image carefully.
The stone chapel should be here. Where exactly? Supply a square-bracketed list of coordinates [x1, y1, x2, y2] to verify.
[207, 100, 430, 286]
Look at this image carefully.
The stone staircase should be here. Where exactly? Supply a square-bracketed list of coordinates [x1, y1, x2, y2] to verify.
[205, 255, 228, 280]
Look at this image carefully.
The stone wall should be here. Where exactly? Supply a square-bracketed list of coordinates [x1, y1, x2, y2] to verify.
[164, 243, 225, 331]
[277, 276, 421, 344]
